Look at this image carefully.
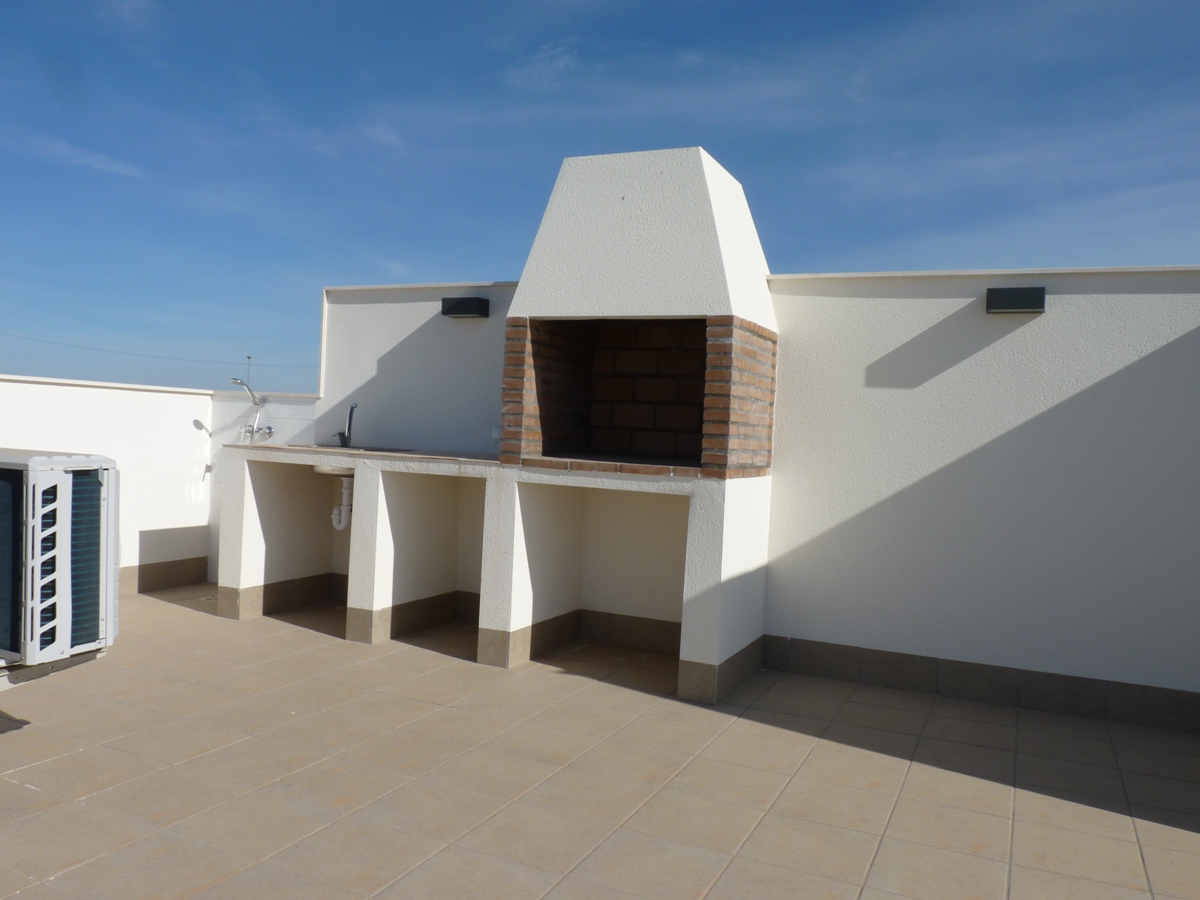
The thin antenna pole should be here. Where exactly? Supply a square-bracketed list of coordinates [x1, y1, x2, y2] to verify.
[246, 356, 251, 384]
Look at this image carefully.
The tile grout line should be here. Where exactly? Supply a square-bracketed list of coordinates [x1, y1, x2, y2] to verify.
[851, 695, 927, 900]
[1110, 718, 1156, 896]
[694, 701, 832, 900]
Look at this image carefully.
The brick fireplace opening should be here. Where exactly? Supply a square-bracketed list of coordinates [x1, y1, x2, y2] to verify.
[502, 316, 777, 478]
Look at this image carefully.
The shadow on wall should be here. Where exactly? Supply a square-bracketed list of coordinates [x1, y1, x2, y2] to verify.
[773, 324, 1200, 693]
[136, 526, 209, 592]
[314, 294, 511, 455]
[864, 298, 1033, 388]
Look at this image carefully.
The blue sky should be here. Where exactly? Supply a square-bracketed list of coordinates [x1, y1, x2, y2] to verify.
[1, 1, 1198, 392]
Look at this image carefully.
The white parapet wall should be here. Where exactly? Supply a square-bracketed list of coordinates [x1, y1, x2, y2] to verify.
[0, 374, 212, 581]
[767, 267, 1200, 693]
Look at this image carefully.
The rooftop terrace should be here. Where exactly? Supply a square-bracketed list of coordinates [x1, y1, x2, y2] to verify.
[1, 585, 1198, 899]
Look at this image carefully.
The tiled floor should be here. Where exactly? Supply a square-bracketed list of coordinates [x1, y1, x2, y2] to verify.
[2, 586, 1199, 899]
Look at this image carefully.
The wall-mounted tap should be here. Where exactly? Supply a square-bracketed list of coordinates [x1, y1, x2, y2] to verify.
[230, 378, 274, 443]
[335, 402, 357, 448]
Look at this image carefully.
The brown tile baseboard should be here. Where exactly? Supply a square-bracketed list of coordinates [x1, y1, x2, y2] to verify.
[766, 635, 1200, 733]
[530, 610, 581, 659]
[478, 626, 531, 668]
[678, 636, 764, 704]
[578, 610, 681, 656]
[119, 557, 209, 596]
[217, 573, 346, 620]
[345, 591, 482, 645]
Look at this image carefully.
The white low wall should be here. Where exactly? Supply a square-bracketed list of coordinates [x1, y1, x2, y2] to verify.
[766, 268, 1200, 692]
[0, 374, 212, 570]
[318, 283, 516, 457]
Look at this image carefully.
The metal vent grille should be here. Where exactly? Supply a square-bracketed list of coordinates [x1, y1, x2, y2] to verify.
[70, 470, 102, 647]
[0, 470, 21, 655]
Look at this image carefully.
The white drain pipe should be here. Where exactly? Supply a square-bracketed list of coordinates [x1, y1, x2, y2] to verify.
[331, 476, 353, 531]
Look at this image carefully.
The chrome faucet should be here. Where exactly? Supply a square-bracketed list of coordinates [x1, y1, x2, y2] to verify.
[230, 378, 274, 443]
[335, 403, 357, 448]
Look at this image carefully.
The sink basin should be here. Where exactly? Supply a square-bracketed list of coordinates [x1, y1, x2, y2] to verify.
[313, 465, 355, 477]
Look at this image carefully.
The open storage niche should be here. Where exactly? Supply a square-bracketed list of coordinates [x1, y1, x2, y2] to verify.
[245, 461, 350, 615]
[380, 472, 485, 635]
[517, 482, 690, 657]
[530, 319, 708, 464]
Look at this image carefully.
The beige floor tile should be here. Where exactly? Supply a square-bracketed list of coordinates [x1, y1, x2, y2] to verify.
[754, 678, 852, 721]
[1142, 843, 1200, 900]
[270, 815, 441, 894]
[739, 812, 879, 884]
[1116, 743, 1200, 784]
[181, 735, 324, 787]
[528, 700, 644, 738]
[0, 683, 107, 722]
[884, 797, 1011, 860]
[1124, 771, 1200, 815]
[400, 704, 511, 744]
[453, 681, 568, 722]
[570, 680, 667, 714]
[700, 716, 820, 775]
[375, 844, 558, 900]
[848, 684, 935, 713]
[0, 725, 86, 775]
[1015, 787, 1134, 841]
[170, 788, 340, 858]
[382, 662, 512, 705]
[1018, 709, 1111, 742]
[930, 696, 1018, 726]
[572, 828, 730, 900]
[315, 656, 425, 690]
[253, 677, 366, 715]
[912, 736, 1015, 783]
[333, 691, 438, 728]
[900, 761, 1013, 817]
[433, 744, 559, 799]
[268, 754, 415, 812]
[707, 857, 859, 900]
[0, 800, 155, 878]
[722, 672, 779, 706]
[341, 728, 471, 776]
[773, 775, 896, 834]
[526, 741, 688, 819]
[602, 665, 678, 696]
[1133, 806, 1200, 854]
[797, 740, 911, 795]
[123, 679, 245, 717]
[833, 701, 927, 736]
[44, 831, 253, 900]
[353, 773, 509, 842]
[102, 718, 244, 764]
[1008, 864, 1151, 899]
[1017, 727, 1118, 768]
[821, 723, 919, 759]
[1011, 819, 1149, 890]
[0, 776, 68, 827]
[667, 756, 787, 810]
[1110, 722, 1200, 757]
[483, 721, 602, 767]
[193, 862, 363, 899]
[542, 878, 644, 900]
[256, 709, 390, 756]
[9, 745, 165, 800]
[922, 714, 1016, 752]
[612, 708, 733, 756]
[1015, 753, 1126, 802]
[185, 693, 319, 736]
[0, 865, 37, 898]
[40, 700, 177, 745]
[865, 838, 1008, 900]
[625, 784, 765, 854]
[84, 764, 246, 827]
[457, 796, 622, 873]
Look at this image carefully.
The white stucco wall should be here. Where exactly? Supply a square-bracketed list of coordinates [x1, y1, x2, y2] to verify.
[580, 489, 689, 623]
[766, 268, 1200, 692]
[510, 148, 775, 330]
[240, 461, 336, 586]
[317, 283, 516, 457]
[0, 374, 212, 569]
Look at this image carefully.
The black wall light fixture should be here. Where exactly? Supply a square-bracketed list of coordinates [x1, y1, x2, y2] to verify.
[441, 297, 490, 318]
[986, 286, 1045, 314]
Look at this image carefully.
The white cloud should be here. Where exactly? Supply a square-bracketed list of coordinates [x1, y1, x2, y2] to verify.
[2, 129, 145, 178]
[505, 42, 580, 92]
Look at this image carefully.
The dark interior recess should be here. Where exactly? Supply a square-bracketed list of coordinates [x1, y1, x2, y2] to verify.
[986, 286, 1046, 314]
[533, 318, 707, 465]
